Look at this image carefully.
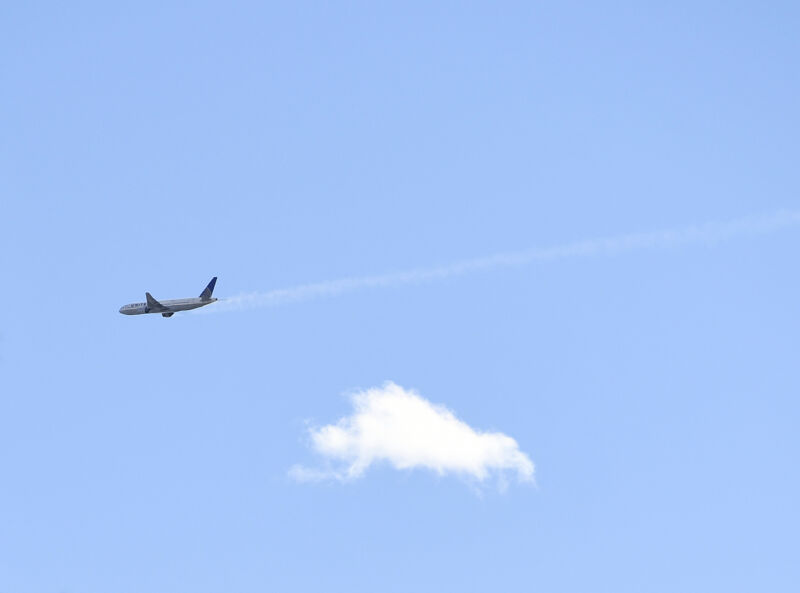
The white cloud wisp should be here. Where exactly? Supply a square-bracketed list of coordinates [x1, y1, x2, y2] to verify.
[290, 382, 534, 487]
[211, 209, 800, 312]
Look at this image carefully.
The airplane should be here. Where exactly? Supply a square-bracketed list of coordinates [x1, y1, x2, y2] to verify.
[119, 277, 218, 318]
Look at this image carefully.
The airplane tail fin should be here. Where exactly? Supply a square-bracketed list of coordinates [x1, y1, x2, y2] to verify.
[200, 277, 217, 300]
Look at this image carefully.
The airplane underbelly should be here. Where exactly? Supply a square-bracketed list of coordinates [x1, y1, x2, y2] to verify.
[163, 303, 201, 312]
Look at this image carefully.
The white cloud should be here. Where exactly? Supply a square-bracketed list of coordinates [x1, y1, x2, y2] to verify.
[290, 382, 534, 487]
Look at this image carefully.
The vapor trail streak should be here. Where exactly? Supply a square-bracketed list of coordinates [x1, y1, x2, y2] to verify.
[211, 209, 800, 312]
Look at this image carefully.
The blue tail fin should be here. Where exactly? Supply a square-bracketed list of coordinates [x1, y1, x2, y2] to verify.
[200, 277, 217, 300]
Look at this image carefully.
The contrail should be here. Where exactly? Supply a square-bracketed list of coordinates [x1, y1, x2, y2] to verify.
[209, 209, 800, 313]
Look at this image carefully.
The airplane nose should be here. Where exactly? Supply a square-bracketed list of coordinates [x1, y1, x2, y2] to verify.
[119, 306, 124, 314]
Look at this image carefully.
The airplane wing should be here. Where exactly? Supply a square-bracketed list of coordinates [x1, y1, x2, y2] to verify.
[145, 292, 169, 313]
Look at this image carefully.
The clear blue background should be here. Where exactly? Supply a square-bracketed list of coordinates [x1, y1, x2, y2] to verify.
[2, 2, 799, 591]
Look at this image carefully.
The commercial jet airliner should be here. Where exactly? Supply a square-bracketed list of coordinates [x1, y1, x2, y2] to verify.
[119, 277, 218, 317]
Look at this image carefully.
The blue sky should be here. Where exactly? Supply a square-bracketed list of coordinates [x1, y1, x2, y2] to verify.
[2, 2, 799, 591]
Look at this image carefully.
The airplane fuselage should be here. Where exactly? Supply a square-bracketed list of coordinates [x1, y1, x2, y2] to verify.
[119, 297, 217, 315]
